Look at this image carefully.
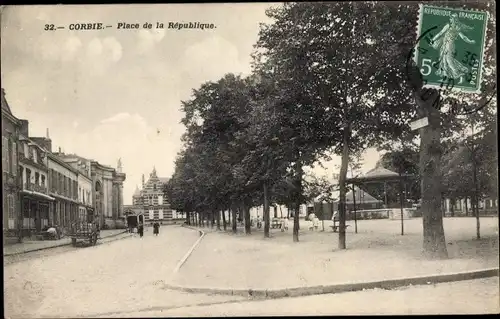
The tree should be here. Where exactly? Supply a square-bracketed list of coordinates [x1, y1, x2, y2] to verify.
[255, 2, 418, 248]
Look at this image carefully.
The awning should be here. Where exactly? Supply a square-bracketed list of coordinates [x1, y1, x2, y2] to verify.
[21, 190, 55, 201]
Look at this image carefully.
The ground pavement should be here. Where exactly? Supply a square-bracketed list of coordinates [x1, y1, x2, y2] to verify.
[3, 229, 128, 256]
[112, 277, 500, 317]
[3, 226, 244, 318]
[171, 217, 499, 290]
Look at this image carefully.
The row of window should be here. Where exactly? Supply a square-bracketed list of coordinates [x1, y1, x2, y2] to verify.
[50, 169, 78, 200]
[20, 165, 46, 188]
[78, 187, 92, 206]
[2, 136, 17, 176]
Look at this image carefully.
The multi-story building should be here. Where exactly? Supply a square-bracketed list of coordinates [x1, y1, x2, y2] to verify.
[18, 122, 55, 235]
[131, 167, 181, 225]
[59, 156, 94, 223]
[55, 153, 126, 229]
[2, 88, 22, 239]
[47, 150, 79, 231]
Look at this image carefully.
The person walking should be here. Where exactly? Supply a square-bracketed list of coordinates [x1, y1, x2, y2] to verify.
[153, 220, 160, 236]
[138, 222, 144, 238]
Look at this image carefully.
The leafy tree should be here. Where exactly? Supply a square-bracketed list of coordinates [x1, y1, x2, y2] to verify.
[255, 2, 417, 247]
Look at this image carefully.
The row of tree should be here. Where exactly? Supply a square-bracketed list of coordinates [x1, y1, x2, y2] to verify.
[164, 2, 496, 258]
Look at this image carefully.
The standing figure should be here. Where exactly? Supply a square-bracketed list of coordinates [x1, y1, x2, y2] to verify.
[431, 13, 476, 84]
[138, 222, 144, 238]
[153, 220, 160, 236]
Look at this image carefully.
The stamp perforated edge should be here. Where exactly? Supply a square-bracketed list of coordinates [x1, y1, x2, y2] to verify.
[413, 4, 491, 94]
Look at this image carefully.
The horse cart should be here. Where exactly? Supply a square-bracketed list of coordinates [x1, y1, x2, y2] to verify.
[69, 210, 100, 247]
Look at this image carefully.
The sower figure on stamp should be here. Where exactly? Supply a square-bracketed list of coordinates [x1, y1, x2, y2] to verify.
[430, 13, 476, 84]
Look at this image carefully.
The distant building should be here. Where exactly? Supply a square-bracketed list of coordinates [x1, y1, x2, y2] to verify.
[55, 153, 126, 229]
[129, 167, 182, 225]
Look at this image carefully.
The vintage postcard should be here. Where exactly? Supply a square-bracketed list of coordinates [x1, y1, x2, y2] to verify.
[2, 2, 498, 318]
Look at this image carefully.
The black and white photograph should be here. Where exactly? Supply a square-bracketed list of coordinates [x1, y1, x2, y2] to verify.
[1, 2, 498, 317]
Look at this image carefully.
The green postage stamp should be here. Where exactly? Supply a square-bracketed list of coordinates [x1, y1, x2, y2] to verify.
[414, 5, 489, 93]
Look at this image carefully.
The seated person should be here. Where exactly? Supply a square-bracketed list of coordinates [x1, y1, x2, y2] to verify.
[46, 226, 59, 240]
[313, 217, 320, 229]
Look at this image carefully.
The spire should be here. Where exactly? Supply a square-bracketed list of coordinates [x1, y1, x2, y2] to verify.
[133, 185, 141, 196]
[46, 128, 50, 139]
[151, 166, 157, 178]
[142, 174, 145, 187]
[117, 158, 122, 173]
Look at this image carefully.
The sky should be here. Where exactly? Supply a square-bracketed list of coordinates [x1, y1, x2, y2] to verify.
[1, 4, 381, 205]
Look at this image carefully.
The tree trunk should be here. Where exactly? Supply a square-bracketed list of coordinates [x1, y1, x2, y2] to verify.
[450, 198, 455, 217]
[216, 210, 221, 231]
[287, 205, 290, 219]
[293, 160, 304, 243]
[222, 210, 227, 231]
[243, 203, 251, 234]
[231, 205, 237, 234]
[210, 212, 215, 228]
[416, 88, 448, 259]
[186, 211, 190, 225]
[465, 197, 469, 216]
[472, 156, 481, 239]
[263, 182, 270, 238]
[228, 208, 231, 224]
[338, 125, 350, 250]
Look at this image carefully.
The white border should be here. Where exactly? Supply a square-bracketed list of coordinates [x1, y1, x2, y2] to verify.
[414, 4, 490, 94]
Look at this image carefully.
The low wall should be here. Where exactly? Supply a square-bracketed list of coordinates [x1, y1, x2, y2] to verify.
[348, 208, 415, 220]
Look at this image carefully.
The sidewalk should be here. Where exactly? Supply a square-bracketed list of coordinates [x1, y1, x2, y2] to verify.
[169, 217, 499, 292]
[3, 229, 129, 256]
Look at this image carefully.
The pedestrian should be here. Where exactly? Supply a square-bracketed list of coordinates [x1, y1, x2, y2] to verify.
[138, 222, 144, 238]
[46, 225, 58, 240]
[153, 220, 160, 236]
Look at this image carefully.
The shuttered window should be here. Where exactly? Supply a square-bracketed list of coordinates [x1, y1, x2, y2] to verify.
[2, 137, 7, 172]
[12, 141, 17, 176]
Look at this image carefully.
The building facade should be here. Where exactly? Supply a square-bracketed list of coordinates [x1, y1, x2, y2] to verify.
[2, 88, 22, 239]
[47, 151, 79, 231]
[60, 156, 94, 223]
[55, 153, 126, 229]
[131, 167, 178, 225]
[18, 125, 56, 235]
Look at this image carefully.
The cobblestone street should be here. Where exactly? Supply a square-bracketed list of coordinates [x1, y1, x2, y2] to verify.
[3, 226, 242, 318]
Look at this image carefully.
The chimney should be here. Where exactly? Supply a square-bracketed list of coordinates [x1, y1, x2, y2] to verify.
[19, 119, 29, 137]
[58, 147, 62, 153]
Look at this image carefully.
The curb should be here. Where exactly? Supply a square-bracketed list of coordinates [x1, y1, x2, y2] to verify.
[164, 267, 499, 299]
[3, 230, 130, 256]
[172, 225, 206, 273]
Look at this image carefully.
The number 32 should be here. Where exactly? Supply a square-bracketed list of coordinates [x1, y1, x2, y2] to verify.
[44, 24, 55, 31]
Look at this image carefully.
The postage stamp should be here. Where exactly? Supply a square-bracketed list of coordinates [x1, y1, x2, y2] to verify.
[414, 4, 489, 94]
